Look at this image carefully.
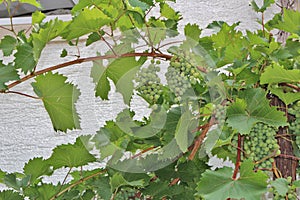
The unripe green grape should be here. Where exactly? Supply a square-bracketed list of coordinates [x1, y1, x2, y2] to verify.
[135, 64, 163, 104]
[228, 122, 278, 169]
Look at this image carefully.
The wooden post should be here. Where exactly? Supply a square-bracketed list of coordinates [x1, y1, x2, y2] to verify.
[273, 0, 300, 180]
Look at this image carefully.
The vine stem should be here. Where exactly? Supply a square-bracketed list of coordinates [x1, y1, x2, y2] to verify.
[279, 83, 300, 91]
[5, 52, 172, 91]
[3, 91, 40, 99]
[131, 146, 156, 159]
[188, 117, 215, 160]
[50, 169, 107, 200]
[232, 134, 241, 180]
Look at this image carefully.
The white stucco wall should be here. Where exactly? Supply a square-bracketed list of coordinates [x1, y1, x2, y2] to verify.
[0, 0, 279, 183]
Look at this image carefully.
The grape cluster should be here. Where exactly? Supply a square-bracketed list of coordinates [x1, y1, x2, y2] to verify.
[269, 177, 297, 200]
[114, 189, 141, 200]
[213, 104, 226, 126]
[166, 49, 202, 103]
[229, 123, 280, 169]
[135, 63, 163, 104]
[289, 101, 300, 147]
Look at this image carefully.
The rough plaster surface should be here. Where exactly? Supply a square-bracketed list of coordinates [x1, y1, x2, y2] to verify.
[0, 0, 279, 185]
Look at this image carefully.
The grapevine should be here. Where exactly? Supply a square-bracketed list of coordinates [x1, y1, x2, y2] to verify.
[269, 177, 298, 200]
[229, 123, 280, 169]
[289, 101, 300, 148]
[0, 0, 300, 199]
[135, 62, 164, 104]
[166, 49, 202, 103]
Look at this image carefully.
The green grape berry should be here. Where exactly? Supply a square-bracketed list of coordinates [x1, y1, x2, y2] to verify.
[135, 64, 163, 104]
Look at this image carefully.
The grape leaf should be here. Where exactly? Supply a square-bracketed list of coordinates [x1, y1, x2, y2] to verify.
[91, 60, 110, 100]
[175, 110, 193, 152]
[4, 174, 20, 191]
[128, 0, 150, 11]
[46, 137, 96, 169]
[0, 190, 23, 200]
[273, 9, 300, 36]
[0, 169, 5, 184]
[293, 180, 300, 188]
[91, 177, 112, 200]
[184, 23, 201, 42]
[86, 32, 103, 46]
[160, 3, 179, 20]
[143, 181, 186, 199]
[270, 178, 289, 196]
[0, 35, 17, 56]
[260, 63, 300, 84]
[60, 49, 68, 58]
[19, 0, 41, 8]
[31, 11, 46, 24]
[269, 87, 300, 105]
[0, 62, 19, 91]
[250, 0, 260, 12]
[31, 72, 81, 132]
[32, 19, 68, 61]
[35, 183, 58, 199]
[14, 43, 36, 74]
[251, 0, 274, 13]
[196, 160, 268, 200]
[71, 0, 103, 13]
[106, 57, 142, 104]
[227, 88, 287, 134]
[23, 157, 52, 182]
[62, 8, 113, 40]
[110, 173, 144, 192]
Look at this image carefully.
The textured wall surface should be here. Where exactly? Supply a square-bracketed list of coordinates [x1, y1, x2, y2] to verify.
[0, 0, 279, 182]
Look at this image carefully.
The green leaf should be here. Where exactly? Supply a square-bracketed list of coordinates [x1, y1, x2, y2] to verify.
[184, 23, 201, 42]
[23, 157, 52, 182]
[31, 11, 46, 24]
[91, 176, 112, 200]
[273, 9, 300, 35]
[47, 137, 96, 169]
[60, 49, 68, 58]
[0, 190, 23, 200]
[36, 183, 58, 199]
[71, 0, 103, 13]
[269, 87, 300, 105]
[143, 181, 186, 199]
[261, 0, 275, 12]
[4, 174, 20, 191]
[0, 169, 5, 183]
[110, 173, 144, 192]
[62, 8, 113, 40]
[251, 0, 274, 12]
[250, 0, 260, 12]
[0, 35, 17, 56]
[270, 178, 289, 196]
[128, 0, 150, 11]
[292, 180, 300, 188]
[86, 32, 103, 46]
[175, 110, 193, 152]
[19, 0, 41, 8]
[32, 19, 68, 61]
[197, 160, 268, 200]
[14, 43, 36, 74]
[227, 88, 287, 134]
[160, 3, 179, 20]
[31, 72, 81, 132]
[260, 63, 300, 84]
[107, 57, 142, 104]
[0, 62, 19, 91]
[146, 21, 167, 45]
[91, 59, 110, 100]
